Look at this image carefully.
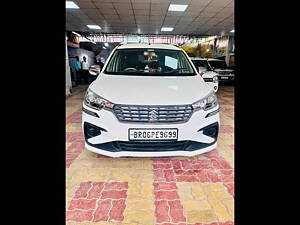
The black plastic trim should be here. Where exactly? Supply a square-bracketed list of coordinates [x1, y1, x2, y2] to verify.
[83, 122, 107, 140]
[203, 78, 213, 82]
[82, 107, 99, 118]
[205, 108, 220, 118]
[198, 122, 219, 140]
[86, 140, 216, 152]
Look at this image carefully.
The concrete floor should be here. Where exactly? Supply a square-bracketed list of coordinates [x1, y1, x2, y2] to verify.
[66, 85, 234, 225]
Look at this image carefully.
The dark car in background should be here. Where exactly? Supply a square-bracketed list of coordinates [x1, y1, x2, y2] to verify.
[207, 59, 234, 84]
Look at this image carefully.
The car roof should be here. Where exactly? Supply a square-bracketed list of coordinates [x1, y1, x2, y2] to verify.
[117, 43, 181, 51]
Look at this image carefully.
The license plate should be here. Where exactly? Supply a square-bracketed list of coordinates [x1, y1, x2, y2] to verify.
[221, 76, 229, 79]
[128, 128, 178, 141]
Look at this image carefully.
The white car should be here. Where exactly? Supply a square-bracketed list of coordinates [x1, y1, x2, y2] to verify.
[190, 57, 219, 92]
[207, 59, 234, 83]
[82, 43, 220, 157]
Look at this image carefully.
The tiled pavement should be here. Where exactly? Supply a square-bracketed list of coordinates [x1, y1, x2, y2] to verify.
[66, 85, 234, 225]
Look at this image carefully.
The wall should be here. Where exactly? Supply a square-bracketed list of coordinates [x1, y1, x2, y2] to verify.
[68, 47, 96, 72]
[66, 38, 72, 95]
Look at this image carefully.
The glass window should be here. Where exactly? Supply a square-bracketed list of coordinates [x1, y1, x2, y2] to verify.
[208, 60, 228, 69]
[191, 60, 212, 71]
[105, 48, 196, 76]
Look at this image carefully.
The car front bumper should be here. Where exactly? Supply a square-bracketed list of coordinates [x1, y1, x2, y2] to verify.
[218, 75, 234, 82]
[82, 104, 220, 157]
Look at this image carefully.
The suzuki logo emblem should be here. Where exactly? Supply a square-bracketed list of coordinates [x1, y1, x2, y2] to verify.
[149, 109, 158, 120]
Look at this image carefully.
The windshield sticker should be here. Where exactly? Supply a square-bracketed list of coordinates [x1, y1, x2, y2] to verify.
[165, 56, 178, 69]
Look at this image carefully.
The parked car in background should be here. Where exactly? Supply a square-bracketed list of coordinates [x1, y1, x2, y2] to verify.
[207, 59, 234, 83]
[82, 43, 220, 157]
[190, 57, 219, 92]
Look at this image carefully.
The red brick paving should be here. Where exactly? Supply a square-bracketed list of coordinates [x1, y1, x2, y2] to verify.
[152, 150, 234, 224]
[67, 182, 128, 222]
[93, 199, 111, 222]
[109, 199, 126, 221]
[66, 210, 94, 222]
[220, 125, 234, 133]
[155, 190, 180, 200]
[220, 108, 234, 119]
[66, 132, 84, 142]
[156, 223, 234, 225]
[69, 199, 97, 210]
[87, 182, 104, 199]
[169, 200, 186, 223]
[66, 132, 85, 168]
[67, 111, 82, 124]
[74, 181, 92, 199]
[155, 200, 171, 223]
[66, 140, 84, 168]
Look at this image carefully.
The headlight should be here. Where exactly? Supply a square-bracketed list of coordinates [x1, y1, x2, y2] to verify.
[213, 76, 218, 83]
[84, 89, 114, 110]
[192, 92, 218, 111]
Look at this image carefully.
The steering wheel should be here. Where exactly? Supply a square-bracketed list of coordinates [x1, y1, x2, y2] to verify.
[124, 67, 137, 72]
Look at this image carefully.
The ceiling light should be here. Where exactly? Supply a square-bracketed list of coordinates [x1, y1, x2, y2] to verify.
[230, 29, 234, 32]
[161, 27, 174, 32]
[168, 4, 188, 12]
[66, 1, 79, 9]
[87, 25, 101, 29]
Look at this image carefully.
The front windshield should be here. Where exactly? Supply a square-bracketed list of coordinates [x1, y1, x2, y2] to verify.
[192, 60, 212, 71]
[208, 60, 228, 69]
[105, 48, 196, 76]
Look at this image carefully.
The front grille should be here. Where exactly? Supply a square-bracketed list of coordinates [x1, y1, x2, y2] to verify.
[114, 141, 188, 151]
[113, 105, 193, 123]
[218, 71, 232, 75]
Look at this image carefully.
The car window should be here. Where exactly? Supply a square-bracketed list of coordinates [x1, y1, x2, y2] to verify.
[105, 48, 196, 76]
[191, 60, 212, 71]
[208, 60, 227, 69]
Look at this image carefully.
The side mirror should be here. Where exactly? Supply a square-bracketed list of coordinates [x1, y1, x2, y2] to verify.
[198, 66, 207, 73]
[89, 65, 101, 76]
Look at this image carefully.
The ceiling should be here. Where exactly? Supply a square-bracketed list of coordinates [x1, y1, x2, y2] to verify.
[66, 0, 234, 35]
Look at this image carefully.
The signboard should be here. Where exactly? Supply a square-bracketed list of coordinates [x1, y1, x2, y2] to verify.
[125, 36, 149, 43]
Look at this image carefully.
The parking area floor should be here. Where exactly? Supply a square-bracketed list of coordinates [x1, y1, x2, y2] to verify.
[66, 85, 234, 225]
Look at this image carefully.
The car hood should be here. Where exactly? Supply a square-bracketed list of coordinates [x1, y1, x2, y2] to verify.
[89, 74, 213, 105]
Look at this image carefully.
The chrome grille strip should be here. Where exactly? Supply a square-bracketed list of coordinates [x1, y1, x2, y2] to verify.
[113, 104, 193, 123]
